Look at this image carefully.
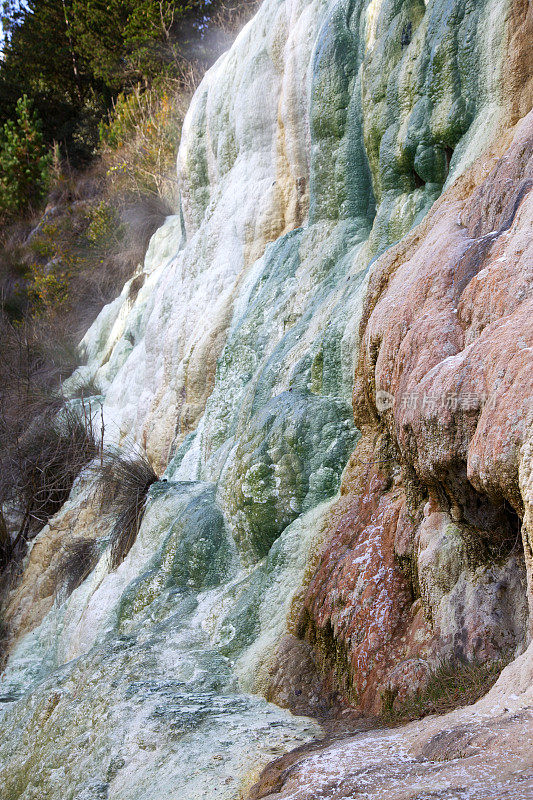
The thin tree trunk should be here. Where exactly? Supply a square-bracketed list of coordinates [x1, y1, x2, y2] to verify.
[60, 0, 82, 101]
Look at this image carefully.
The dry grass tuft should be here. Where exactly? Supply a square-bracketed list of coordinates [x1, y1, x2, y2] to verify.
[96, 447, 158, 570]
[57, 537, 100, 598]
[381, 657, 509, 724]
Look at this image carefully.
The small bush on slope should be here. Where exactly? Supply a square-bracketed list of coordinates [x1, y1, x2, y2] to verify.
[99, 77, 195, 203]
[0, 315, 103, 559]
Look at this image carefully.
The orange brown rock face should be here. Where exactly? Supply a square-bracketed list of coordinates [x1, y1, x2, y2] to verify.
[292, 110, 533, 714]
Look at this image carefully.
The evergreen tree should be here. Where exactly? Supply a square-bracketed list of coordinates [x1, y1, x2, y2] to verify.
[0, 95, 51, 216]
[0, 0, 108, 159]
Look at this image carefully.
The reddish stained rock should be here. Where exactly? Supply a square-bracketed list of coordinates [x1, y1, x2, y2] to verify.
[296, 442, 433, 713]
[357, 110, 533, 557]
[287, 111, 533, 714]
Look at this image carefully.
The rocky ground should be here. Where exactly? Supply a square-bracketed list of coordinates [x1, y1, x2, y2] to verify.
[249, 644, 533, 799]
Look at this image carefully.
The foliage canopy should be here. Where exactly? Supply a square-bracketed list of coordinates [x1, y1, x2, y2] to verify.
[0, 0, 225, 162]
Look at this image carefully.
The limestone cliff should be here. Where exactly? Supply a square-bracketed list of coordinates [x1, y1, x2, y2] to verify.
[0, 0, 531, 798]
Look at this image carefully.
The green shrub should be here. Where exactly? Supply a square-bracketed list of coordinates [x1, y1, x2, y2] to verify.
[0, 96, 52, 218]
[86, 200, 124, 248]
[29, 262, 71, 314]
